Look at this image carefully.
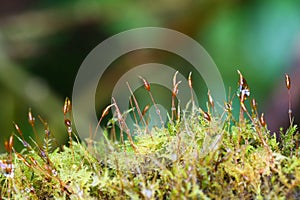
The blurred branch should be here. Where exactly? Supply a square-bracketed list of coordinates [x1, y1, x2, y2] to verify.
[0, 50, 66, 143]
[0, 2, 105, 41]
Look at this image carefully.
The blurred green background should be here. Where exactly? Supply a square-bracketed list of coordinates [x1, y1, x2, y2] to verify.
[0, 0, 299, 151]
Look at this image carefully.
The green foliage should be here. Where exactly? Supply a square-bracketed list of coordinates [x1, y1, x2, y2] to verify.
[1, 80, 300, 199]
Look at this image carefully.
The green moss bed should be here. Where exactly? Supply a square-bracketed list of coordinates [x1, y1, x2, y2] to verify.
[0, 72, 299, 199]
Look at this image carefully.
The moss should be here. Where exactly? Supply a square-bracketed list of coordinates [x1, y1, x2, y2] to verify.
[0, 72, 300, 199]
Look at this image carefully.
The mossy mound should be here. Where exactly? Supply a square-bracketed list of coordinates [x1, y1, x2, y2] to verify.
[0, 72, 299, 199]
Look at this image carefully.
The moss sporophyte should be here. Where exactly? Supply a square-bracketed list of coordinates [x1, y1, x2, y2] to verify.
[0, 71, 300, 199]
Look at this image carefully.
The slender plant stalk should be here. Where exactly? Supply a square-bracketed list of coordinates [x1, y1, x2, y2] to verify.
[112, 97, 138, 153]
[139, 76, 165, 128]
[172, 71, 181, 121]
[285, 74, 292, 126]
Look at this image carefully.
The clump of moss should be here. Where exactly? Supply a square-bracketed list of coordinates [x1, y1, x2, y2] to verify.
[0, 72, 300, 199]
